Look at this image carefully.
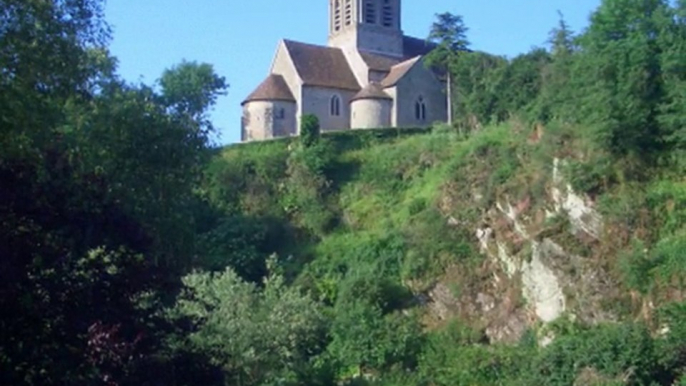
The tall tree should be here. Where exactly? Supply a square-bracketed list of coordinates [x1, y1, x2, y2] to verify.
[658, 0, 686, 153]
[426, 12, 470, 126]
[0, 0, 230, 383]
[160, 60, 228, 135]
[166, 260, 328, 386]
[576, 0, 673, 160]
[536, 12, 579, 123]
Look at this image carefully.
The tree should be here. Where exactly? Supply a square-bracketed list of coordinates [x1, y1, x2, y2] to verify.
[286, 114, 337, 236]
[426, 12, 470, 126]
[160, 60, 228, 134]
[575, 0, 673, 160]
[534, 12, 579, 123]
[70, 73, 224, 270]
[166, 259, 328, 386]
[548, 11, 576, 57]
[0, 1, 230, 383]
[658, 0, 686, 153]
[494, 48, 551, 121]
[445, 50, 508, 128]
[300, 114, 321, 148]
[0, 0, 111, 153]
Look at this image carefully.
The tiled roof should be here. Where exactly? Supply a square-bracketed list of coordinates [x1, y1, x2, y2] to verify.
[351, 82, 392, 101]
[381, 56, 421, 87]
[242, 74, 295, 105]
[284, 39, 360, 91]
[360, 52, 404, 72]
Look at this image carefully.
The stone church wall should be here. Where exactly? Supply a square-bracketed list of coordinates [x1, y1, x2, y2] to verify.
[351, 99, 392, 128]
[241, 100, 297, 141]
[392, 59, 447, 127]
[270, 41, 303, 130]
[301, 86, 355, 131]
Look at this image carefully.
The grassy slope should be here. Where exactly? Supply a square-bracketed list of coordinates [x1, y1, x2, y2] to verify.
[206, 123, 686, 384]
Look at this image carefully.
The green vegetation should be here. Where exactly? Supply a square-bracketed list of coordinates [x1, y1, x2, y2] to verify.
[1, 0, 685, 385]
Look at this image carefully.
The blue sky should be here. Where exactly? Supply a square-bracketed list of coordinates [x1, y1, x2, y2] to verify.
[104, 0, 601, 145]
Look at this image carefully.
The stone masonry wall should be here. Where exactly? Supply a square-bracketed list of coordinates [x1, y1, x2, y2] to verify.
[351, 98, 392, 128]
[301, 86, 356, 131]
[392, 59, 447, 127]
[241, 100, 297, 141]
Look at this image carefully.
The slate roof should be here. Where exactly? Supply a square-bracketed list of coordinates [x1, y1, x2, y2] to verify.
[241, 74, 295, 105]
[359, 35, 437, 73]
[351, 82, 392, 101]
[402, 35, 438, 58]
[360, 52, 404, 72]
[283, 39, 360, 91]
[381, 56, 422, 87]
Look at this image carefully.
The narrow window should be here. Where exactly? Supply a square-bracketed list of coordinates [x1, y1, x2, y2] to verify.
[344, 0, 352, 26]
[365, 0, 376, 24]
[274, 107, 285, 120]
[415, 96, 427, 122]
[334, 0, 342, 31]
[330, 95, 341, 116]
[382, 0, 393, 27]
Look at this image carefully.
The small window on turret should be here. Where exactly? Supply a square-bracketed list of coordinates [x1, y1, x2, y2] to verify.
[275, 107, 285, 120]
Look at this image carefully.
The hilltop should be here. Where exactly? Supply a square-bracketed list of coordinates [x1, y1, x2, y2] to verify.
[200, 117, 685, 384]
[1, 0, 684, 384]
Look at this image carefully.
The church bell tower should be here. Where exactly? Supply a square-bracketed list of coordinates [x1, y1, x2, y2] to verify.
[328, 0, 404, 57]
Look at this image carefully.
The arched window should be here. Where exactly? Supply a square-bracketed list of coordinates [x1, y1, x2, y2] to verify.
[382, 0, 393, 27]
[365, 0, 376, 24]
[334, 0, 342, 31]
[330, 95, 341, 116]
[415, 96, 427, 122]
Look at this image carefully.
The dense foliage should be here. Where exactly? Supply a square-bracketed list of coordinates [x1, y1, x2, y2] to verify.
[1, 0, 685, 385]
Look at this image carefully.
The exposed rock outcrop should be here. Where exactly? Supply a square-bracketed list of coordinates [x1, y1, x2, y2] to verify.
[427, 158, 618, 343]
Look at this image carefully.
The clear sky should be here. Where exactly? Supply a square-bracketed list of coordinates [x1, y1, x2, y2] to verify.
[103, 0, 601, 145]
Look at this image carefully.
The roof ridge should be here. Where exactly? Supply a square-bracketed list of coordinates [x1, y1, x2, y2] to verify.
[351, 81, 392, 101]
[241, 73, 296, 105]
[381, 56, 422, 88]
[283, 39, 360, 91]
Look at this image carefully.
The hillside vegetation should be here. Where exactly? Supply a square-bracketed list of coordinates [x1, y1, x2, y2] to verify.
[1, 0, 685, 385]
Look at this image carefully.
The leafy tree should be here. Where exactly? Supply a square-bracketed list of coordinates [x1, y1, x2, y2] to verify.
[69, 73, 224, 270]
[160, 60, 228, 133]
[0, 0, 111, 153]
[658, 0, 686, 152]
[166, 259, 328, 386]
[575, 0, 672, 160]
[0, 0, 229, 383]
[427, 12, 470, 52]
[327, 300, 423, 378]
[535, 12, 580, 123]
[300, 114, 321, 148]
[446, 50, 508, 128]
[426, 12, 470, 126]
[548, 11, 577, 57]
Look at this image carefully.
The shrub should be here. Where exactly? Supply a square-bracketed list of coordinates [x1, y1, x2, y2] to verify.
[301, 114, 321, 148]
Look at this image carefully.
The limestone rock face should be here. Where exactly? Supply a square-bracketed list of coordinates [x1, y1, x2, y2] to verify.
[425, 157, 617, 344]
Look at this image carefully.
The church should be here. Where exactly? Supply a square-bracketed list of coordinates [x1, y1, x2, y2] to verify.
[240, 0, 448, 142]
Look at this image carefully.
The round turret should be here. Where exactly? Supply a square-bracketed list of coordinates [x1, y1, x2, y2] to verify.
[241, 74, 297, 141]
[350, 82, 392, 129]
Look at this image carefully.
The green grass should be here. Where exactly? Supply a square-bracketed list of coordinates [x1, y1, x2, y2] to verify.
[206, 121, 686, 384]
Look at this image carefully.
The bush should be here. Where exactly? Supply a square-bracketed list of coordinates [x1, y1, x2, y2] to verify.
[301, 114, 321, 148]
